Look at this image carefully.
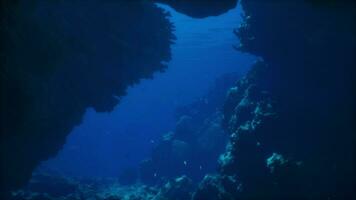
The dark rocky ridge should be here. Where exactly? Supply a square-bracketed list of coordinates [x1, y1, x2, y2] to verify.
[0, 0, 238, 198]
[0, 1, 174, 197]
[195, 0, 355, 199]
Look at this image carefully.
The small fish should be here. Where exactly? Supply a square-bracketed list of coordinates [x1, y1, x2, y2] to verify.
[199, 165, 202, 170]
[150, 140, 155, 144]
[183, 161, 187, 166]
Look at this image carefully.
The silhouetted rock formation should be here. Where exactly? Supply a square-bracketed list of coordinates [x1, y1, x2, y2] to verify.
[0, 0, 238, 197]
[0, 1, 174, 197]
[139, 73, 239, 185]
[196, 1, 355, 199]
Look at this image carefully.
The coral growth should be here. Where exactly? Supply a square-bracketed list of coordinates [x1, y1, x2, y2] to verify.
[195, 1, 356, 199]
[10, 173, 195, 200]
[139, 73, 240, 184]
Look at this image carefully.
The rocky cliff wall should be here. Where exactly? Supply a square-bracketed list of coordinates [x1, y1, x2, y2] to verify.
[0, 1, 174, 196]
[194, 1, 355, 199]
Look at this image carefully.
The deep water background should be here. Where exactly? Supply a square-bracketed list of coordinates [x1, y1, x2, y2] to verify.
[41, 4, 255, 178]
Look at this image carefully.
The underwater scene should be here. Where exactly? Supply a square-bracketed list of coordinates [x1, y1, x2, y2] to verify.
[0, 0, 355, 200]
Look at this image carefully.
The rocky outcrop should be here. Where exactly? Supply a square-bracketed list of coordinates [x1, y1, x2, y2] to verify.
[199, 0, 355, 199]
[139, 73, 239, 185]
[0, 1, 174, 197]
[0, 0, 238, 197]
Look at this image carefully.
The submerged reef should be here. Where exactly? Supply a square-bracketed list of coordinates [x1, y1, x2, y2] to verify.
[139, 73, 239, 185]
[10, 173, 196, 200]
[196, 0, 355, 199]
[1, 0, 355, 199]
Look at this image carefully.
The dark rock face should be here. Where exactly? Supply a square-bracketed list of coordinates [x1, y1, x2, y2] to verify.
[139, 73, 239, 185]
[0, 1, 174, 197]
[0, 0, 238, 197]
[206, 1, 355, 199]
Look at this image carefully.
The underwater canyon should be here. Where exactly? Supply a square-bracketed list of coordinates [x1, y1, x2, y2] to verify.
[0, 0, 355, 199]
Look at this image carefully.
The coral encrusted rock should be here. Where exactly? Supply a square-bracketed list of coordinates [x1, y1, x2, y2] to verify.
[0, 1, 174, 197]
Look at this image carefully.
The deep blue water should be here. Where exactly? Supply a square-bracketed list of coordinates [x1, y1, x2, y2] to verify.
[42, 4, 255, 178]
[3, 1, 355, 199]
